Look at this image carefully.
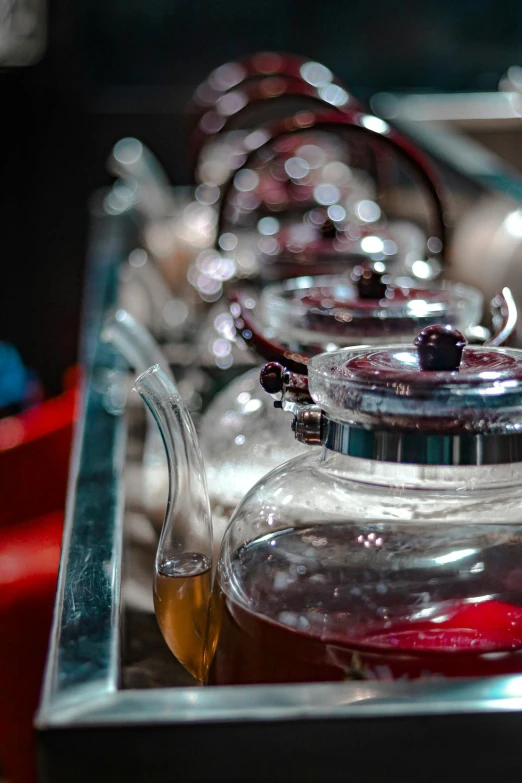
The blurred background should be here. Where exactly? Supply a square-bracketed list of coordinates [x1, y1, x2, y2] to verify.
[3, 0, 522, 394]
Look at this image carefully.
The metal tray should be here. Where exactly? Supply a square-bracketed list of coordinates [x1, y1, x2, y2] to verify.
[36, 129, 522, 783]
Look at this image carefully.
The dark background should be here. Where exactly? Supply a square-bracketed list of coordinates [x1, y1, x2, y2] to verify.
[3, 0, 522, 393]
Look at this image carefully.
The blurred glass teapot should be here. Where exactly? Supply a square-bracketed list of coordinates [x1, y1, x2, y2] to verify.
[188, 52, 364, 190]
[206, 108, 448, 289]
[188, 105, 452, 393]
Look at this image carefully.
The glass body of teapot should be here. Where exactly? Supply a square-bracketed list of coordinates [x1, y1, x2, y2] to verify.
[135, 326, 522, 685]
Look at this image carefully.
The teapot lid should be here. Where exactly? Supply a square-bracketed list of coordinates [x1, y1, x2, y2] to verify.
[308, 325, 522, 435]
[262, 269, 483, 344]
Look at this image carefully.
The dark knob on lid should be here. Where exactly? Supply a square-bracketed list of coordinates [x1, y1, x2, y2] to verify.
[353, 265, 388, 300]
[319, 217, 337, 239]
[260, 362, 285, 393]
[414, 325, 467, 371]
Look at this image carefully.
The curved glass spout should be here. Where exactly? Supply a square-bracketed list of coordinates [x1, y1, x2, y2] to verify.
[134, 365, 213, 681]
[102, 308, 171, 529]
[102, 308, 169, 376]
[108, 137, 176, 221]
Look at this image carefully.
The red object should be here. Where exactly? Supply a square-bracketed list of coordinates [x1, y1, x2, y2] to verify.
[0, 512, 64, 783]
[0, 369, 79, 781]
[0, 368, 79, 528]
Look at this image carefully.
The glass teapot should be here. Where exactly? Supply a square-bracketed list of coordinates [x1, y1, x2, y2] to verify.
[107, 273, 515, 536]
[189, 104, 451, 382]
[198, 273, 515, 527]
[136, 322, 522, 686]
[211, 108, 447, 285]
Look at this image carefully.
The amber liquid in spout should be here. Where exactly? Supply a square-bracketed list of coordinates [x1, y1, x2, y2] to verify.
[154, 552, 212, 681]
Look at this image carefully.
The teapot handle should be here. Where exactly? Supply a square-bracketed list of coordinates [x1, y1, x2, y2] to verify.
[485, 287, 518, 347]
[217, 108, 447, 267]
[191, 52, 349, 104]
[189, 75, 358, 172]
[187, 51, 357, 135]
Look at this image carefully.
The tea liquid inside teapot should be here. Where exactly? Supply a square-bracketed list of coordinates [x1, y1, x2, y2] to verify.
[208, 522, 522, 685]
